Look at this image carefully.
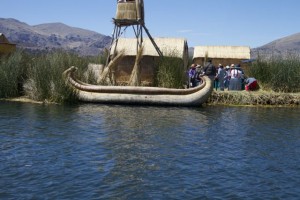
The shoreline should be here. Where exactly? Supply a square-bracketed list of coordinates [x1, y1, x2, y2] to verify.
[1, 91, 300, 107]
[208, 90, 300, 107]
[0, 96, 46, 104]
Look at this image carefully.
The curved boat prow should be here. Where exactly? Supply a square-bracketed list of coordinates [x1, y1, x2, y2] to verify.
[63, 66, 213, 106]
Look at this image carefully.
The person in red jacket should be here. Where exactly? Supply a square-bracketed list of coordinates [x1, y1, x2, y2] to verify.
[245, 77, 258, 91]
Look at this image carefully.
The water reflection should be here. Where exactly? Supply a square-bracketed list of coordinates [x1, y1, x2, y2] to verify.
[0, 102, 299, 199]
[74, 105, 213, 198]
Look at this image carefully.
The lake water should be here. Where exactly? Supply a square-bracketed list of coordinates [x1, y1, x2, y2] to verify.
[0, 102, 299, 199]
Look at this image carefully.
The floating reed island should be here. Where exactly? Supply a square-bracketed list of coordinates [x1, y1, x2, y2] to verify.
[208, 91, 300, 106]
[3, 90, 299, 107]
[1, 50, 300, 107]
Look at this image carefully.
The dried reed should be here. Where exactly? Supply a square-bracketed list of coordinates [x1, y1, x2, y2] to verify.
[128, 46, 144, 86]
[115, 3, 137, 20]
[209, 91, 300, 106]
[97, 50, 124, 85]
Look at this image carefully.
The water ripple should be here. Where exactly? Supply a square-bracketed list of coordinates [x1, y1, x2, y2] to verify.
[0, 103, 299, 199]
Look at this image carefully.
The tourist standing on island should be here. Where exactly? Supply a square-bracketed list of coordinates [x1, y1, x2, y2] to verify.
[245, 77, 258, 91]
[229, 64, 243, 90]
[224, 65, 231, 90]
[188, 64, 197, 88]
[202, 59, 217, 81]
[216, 64, 226, 91]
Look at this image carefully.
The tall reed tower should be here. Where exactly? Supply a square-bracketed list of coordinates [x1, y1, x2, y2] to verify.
[108, 0, 163, 63]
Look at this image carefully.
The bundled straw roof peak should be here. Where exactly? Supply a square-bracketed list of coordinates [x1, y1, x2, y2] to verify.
[0, 33, 10, 44]
[193, 45, 250, 60]
[110, 37, 188, 59]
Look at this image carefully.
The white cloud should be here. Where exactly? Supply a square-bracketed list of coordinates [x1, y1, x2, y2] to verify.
[177, 29, 193, 33]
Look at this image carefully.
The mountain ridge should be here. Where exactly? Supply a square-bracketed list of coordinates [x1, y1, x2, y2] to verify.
[251, 32, 300, 58]
[1, 18, 300, 57]
[0, 18, 111, 56]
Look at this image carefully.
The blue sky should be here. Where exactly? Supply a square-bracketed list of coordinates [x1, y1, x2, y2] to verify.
[1, 0, 300, 48]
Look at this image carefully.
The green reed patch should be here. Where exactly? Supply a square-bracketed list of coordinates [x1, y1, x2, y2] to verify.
[248, 55, 300, 93]
[155, 49, 186, 88]
[24, 51, 96, 103]
[0, 51, 25, 98]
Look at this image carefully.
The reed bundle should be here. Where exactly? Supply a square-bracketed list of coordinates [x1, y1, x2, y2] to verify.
[128, 46, 144, 86]
[97, 51, 124, 85]
[115, 3, 137, 20]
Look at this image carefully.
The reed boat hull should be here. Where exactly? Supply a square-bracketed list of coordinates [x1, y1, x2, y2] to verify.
[63, 66, 213, 106]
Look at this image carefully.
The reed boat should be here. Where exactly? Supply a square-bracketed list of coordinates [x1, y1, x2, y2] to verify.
[63, 66, 213, 106]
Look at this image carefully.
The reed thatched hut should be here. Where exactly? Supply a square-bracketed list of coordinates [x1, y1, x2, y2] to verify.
[0, 33, 16, 55]
[193, 46, 250, 68]
[110, 37, 189, 85]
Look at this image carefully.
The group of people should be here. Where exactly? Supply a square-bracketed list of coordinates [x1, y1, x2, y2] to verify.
[188, 59, 216, 88]
[188, 60, 258, 91]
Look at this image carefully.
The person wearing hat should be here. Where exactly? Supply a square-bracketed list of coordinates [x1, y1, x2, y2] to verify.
[194, 65, 203, 86]
[229, 64, 243, 90]
[224, 65, 231, 89]
[216, 64, 225, 91]
[188, 64, 197, 87]
[202, 59, 217, 81]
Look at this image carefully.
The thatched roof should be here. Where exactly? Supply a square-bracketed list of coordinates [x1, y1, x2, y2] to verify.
[193, 46, 250, 59]
[0, 33, 16, 54]
[0, 33, 10, 44]
[110, 37, 188, 59]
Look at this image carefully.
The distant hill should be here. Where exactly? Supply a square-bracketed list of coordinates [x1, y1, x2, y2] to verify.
[251, 32, 300, 58]
[2, 18, 300, 58]
[0, 18, 111, 56]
